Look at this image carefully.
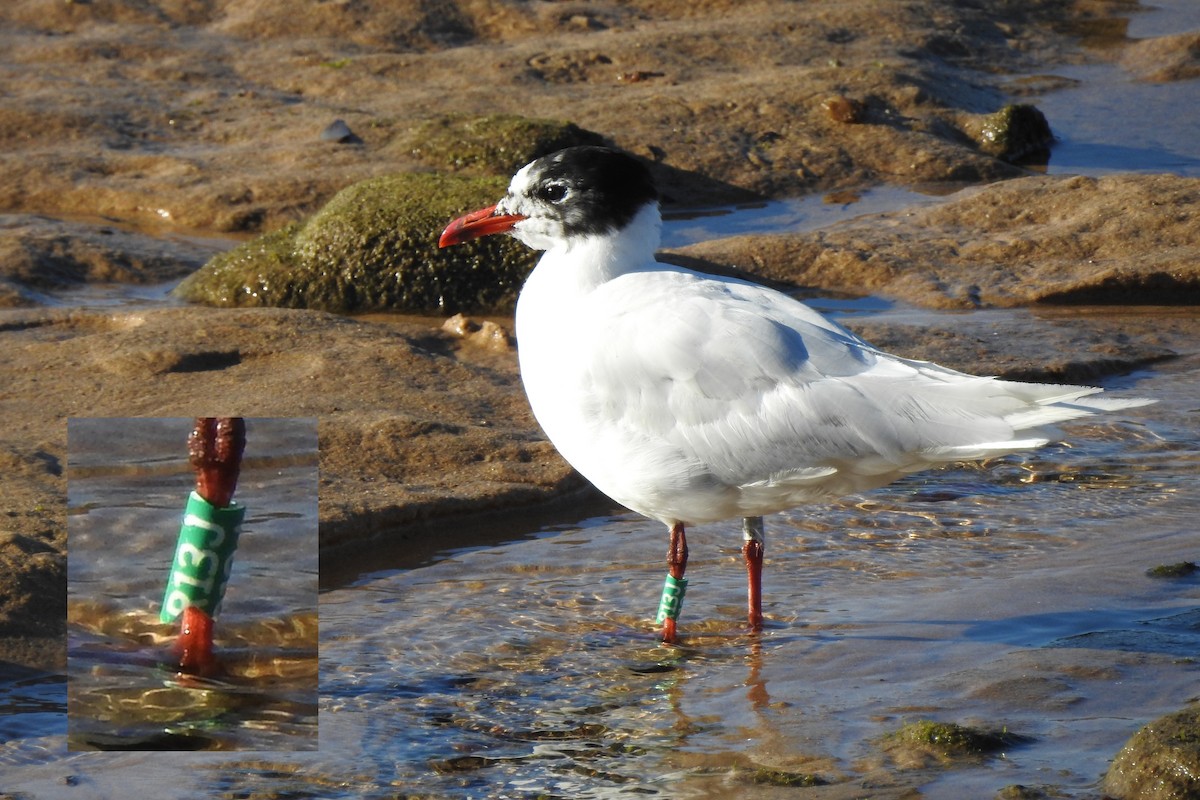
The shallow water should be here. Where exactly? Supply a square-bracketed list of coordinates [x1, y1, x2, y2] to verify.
[7, 341, 1192, 798]
[0, 670, 67, 749]
[1037, 58, 1200, 178]
[1038, 0, 1200, 177]
[64, 417, 320, 752]
[309, 348, 1196, 799]
[660, 185, 941, 250]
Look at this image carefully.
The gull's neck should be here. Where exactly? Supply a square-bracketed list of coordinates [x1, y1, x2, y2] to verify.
[537, 202, 662, 292]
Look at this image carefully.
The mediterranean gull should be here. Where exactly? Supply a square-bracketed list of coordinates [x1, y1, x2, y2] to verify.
[439, 145, 1151, 644]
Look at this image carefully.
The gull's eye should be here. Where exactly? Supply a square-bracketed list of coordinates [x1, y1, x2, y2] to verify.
[536, 183, 568, 204]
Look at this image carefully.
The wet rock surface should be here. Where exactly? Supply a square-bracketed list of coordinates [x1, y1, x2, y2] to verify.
[672, 173, 1200, 310]
[1104, 704, 1200, 800]
[1121, 32, 1200, 82]
[0, 0, 1139, 232]
[2, 291, 1188, 676]
[882, 719, 1029, 769]
[0, 216, 211, 307]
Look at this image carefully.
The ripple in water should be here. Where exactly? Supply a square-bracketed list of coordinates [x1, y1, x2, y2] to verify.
[310, 359, 1197, 798]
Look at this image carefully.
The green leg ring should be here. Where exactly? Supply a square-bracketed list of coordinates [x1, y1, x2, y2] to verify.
[160, 490, 245, 623]
[655, 574, 688, 624]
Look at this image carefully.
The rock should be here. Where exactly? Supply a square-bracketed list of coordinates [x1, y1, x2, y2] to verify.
[995, 786, 1051, 800]
[174, 173, 537, 313]
[1, 291, 1194, 674]
[1146, 561, 1198, 579]
[1, 0, 1197, 686]
[964, 103, 1053, 164]
[320, 119, 362, 144]
[0, 1, 1134, 230]
[823, 95, 866, 124]
[670, 173, 1200, 309]
[0, 305, 577, 560]
[407, 114, 604, 176]
[846, 312, 1174, 386]
[441, 313, 515, 352]
[1121, 33, 1200, 83]
[1104, 705, 1200, 800]
[883, 719, 1029, 769]
[0, 527, 66, 669]
[744, 767, 824, 786]
[0, 215, 214, 306]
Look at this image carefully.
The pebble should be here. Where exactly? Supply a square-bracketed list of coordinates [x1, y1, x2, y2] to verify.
[320, 119, 362, 144]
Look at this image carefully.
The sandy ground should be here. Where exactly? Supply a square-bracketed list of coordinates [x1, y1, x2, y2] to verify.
[0, 0, 1196, 706]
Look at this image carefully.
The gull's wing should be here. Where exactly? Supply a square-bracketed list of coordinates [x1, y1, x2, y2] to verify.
[577, 267, 1142, 509]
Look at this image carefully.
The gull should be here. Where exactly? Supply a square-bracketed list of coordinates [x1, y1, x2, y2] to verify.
[439, 145, 1151, 644]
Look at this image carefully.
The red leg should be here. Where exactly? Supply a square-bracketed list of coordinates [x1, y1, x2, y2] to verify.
[661, 522, 688, 644]
[743, 516, 764, 632]
[174, 417, 245, 675]
[175, 606, 219, 677]
[188, 417, 246, 509]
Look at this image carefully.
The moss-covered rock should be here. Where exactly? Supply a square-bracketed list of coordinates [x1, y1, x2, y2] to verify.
[884, 719, 1028, 768]
[995, 785, 1052, 800]
[965, 104, 1054, 165]
[1146, 561, 1198, 579]
[1104, 705, 1200, 800]
[175, 173, 537, 314]
[408, 113, 605, 175]
[745, 767, 825, 787]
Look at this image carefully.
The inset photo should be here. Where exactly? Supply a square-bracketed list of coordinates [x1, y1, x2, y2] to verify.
[67, 417, 318, 751]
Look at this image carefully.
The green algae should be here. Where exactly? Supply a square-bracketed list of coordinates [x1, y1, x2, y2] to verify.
[996, 785, 1055, 800]
[1104, 705, 1200, 800]
[410, 113, 605, 175]
[175, 172, 537, 314]
[745, 767, 825, 787]
[974, 104, 1053, 164]
[1146, 561, 1198, 579]
[886, 719, 1029, 766]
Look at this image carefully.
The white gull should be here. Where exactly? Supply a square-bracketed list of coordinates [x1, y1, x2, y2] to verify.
[440, 145, 1152, 644]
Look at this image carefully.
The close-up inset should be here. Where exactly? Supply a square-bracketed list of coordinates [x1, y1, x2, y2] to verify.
[66, 417, 318, 751]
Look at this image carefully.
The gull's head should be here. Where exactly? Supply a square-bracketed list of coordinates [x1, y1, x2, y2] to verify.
[439, 146, 659, 253]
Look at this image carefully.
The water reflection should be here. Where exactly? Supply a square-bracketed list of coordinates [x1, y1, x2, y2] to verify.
[310, 354, 1196, 798]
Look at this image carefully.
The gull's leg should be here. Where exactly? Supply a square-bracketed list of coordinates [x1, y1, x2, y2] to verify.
[174, 417, 246, 676]
[188, 417, 246, 509]
[175, 606, 218, 677]
[742, 516, 765, 632]
[658, 522, 689, 644]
